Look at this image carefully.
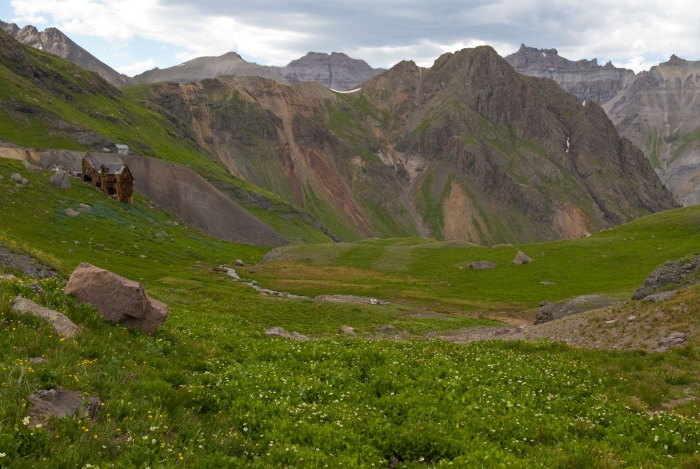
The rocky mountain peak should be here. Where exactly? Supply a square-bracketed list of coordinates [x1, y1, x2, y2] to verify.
[282, 51, 384, 90]
[0, 19, 130, 87]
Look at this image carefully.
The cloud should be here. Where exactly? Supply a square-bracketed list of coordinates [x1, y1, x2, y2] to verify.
[115, 59, 157, 75]
[9, 0, 700, 73]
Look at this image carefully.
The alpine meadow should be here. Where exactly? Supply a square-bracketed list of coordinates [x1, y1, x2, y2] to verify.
[1, 6, 700, 468]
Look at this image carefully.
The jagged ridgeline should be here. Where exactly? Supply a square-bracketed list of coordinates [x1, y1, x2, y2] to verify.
[0, 30, 340, 245]
[137, 46, 675, 244]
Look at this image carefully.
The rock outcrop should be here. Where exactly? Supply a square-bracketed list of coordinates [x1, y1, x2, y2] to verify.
[265, 327, 309, 341]
[12, 296, 79, 338]
[64, 263, 168, 334]
[535, 295, 619, 325]
[632, 255, 700, 300]
[0, 20, 129, 87]
[28, 388, 100, 422]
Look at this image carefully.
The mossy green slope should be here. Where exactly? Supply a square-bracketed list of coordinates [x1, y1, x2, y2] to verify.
[0, 30, 333, 245]
[254, 205, 700, 310]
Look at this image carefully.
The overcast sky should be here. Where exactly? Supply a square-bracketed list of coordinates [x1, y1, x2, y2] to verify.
[3, 0, 700, 76]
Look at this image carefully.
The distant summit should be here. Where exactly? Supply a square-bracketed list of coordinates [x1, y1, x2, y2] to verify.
[130, 51, 288, 85]
[131, 50, 384, 91]
[0, 20, 130, 87]
[506, 44, 700, 206]
[504, 44, 634, 104]
[283, 52, 385, 90]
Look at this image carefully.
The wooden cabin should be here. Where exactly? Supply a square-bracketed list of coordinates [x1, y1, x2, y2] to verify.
[81, 152, 134, 204]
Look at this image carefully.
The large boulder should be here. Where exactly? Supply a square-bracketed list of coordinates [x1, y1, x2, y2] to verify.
[64, 263, 168, 334]
[40, 150, 83, 173]
[632, 255, 700, 300]
[535, 295, 619, 325]
[513, 251, 532, 265]
[49, 170, 72, 189]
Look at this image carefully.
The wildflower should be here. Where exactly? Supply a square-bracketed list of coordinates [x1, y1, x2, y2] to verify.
[0, 453, 5, 457]
[22, 416, 30, 426]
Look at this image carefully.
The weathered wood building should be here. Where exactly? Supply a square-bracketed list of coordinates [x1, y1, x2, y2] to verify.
[81, 152, 134, 204]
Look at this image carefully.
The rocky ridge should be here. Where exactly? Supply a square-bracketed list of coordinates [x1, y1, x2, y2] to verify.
[131, 51, 383, 91]
[0, 20, 129, 87]
[141, 46, 675, 243]
[506, 45, 700, 206]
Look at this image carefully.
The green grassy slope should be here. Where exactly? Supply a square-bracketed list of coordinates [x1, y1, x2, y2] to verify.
[0, 30, 332, 245]
[2, 161, 700, 467]
[253, 206, 700, 311]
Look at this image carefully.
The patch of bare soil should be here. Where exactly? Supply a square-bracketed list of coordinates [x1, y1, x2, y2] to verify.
[0, 245, 56, 278]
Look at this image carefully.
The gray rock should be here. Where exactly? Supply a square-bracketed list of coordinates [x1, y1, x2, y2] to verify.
[632, 255, 700, 300]
[65, 208, 80, 217]
[12, 296, 79, 339]
[654, 332, 687, 352]
[29, 357, 47, 364]
[22, 159, 41, 172]
[535, 295, 619, 325]
[49, 170, 72, 189]
[627, 316, 637, 322]
[28, 282, 45, 294]
[28, 388, 100, 421]
[155, 231, 168, 238]
[95, 244, 105, 248]
[470, 261, 497, 270]
[513, 251, 532, 265]
[642, 291, 676, 303]
[20, 178, 28, 185]
[540, 281, 556, 285]
[235, 260, 245, 266]
[10, 172, 21, 182]
[79, 203, 91, 213]
[265, 326, 308, 341]
[378, 325, 395, 333]
[340, 325, 355, 334]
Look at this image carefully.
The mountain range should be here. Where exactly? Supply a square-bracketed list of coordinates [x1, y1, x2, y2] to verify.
[0, 25, 680, 245]
[0, 21, 383, 92]
[506, 45, 700, 206]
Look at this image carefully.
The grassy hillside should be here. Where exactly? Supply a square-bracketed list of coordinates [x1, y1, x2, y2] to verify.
[253, 206, 700, 312]
[2, 160, 700, 467]
[0, 30, 333, 245]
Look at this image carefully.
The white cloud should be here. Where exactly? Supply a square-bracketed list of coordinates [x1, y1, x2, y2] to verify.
[8, 0, 700, 73]
[115, 59, 156, 75]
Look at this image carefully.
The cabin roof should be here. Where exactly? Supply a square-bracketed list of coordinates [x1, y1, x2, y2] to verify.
[86, 153, 124, 166]
[100, 163, 127, 175]
[115, 144, 129, 150]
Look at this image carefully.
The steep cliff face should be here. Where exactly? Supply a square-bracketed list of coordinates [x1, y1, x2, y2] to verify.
[0, 20, 130, 87]
[504, 44, 635, 104]
[282, 52, 384, 91]
[144, 47, 674, 244]
[507, 45, 700, 206]
[603, 56, 700, 205]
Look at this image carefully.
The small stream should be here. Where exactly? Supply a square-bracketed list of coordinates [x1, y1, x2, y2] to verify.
[220, 266, 308, 299]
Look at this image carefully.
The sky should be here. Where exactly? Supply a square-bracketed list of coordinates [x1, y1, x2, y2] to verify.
[2, 0, 700, 77]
